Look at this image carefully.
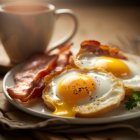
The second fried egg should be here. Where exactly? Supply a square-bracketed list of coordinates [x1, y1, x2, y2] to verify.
[73, 54, 140, 92]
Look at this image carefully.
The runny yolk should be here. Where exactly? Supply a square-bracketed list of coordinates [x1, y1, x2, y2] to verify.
[94, 56, 131, 78]
[53, 74, 96, 117]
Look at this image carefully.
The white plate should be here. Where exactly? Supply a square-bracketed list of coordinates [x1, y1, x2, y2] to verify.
[3, 54, 140, 124]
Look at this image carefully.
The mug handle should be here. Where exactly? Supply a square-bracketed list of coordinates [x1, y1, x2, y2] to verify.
[47, 9, 78, 53]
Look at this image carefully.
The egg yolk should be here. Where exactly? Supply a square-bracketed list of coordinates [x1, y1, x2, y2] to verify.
[94, 56, 131, 78]
[53, 74, 96, 117]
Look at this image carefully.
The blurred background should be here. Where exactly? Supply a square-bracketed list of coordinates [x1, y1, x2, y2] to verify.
[0, 0, 140, 53]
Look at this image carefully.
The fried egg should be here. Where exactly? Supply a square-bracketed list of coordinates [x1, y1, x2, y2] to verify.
[73, 53, 140, 92]
[42, 67, 124, 117]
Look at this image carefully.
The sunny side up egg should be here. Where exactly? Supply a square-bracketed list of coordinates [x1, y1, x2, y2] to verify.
[42, 67, 125, 117]
[73, 53, 140, 92]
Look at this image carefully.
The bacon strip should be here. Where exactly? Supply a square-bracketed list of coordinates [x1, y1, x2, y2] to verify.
[20, 44, 72, 102]
[7, 44, 72, 102]
[7, 54, 58, 102]
[78, 40, 128, 60]
[55, 44, 72, 72]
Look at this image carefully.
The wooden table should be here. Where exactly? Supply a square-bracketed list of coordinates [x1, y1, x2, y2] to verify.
[0, 0, 140, 139]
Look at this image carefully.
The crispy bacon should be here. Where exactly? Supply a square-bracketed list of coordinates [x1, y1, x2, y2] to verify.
[78, 40, 128, 60]
[7, 43, 72, 102]
[7, 54, 58, 102]
[55, 49, 72, 72]
[49, 43, 72, 71]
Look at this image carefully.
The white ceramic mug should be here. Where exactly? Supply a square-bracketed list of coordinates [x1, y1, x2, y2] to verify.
[0, 1, 78, 64]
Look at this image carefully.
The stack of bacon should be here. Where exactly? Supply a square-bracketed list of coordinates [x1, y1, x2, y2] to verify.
[7, 43, 72, 102]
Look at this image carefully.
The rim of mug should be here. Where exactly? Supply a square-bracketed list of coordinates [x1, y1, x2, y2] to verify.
[0, 1, 55, 15]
